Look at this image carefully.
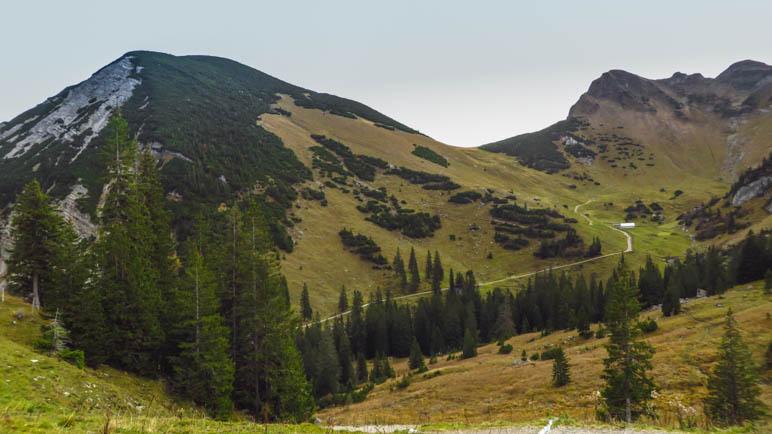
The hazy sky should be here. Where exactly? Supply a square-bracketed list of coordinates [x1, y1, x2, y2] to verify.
[2, 1, 771, 146]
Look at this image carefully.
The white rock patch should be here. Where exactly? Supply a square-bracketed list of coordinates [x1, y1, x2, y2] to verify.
[3, 56, 141, 161]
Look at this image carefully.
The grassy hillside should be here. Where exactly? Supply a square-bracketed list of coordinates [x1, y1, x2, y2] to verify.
[0, 295, 329, 433]
[261, 96, 729, 315]
[319, 281, 772, 431]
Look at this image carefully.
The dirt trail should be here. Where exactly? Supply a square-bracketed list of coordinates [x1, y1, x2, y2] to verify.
[574, 198, 594, 225]
[317, 200, 633, 325]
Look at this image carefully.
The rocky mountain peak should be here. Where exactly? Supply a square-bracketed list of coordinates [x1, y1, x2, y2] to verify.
[716, 59, 772, 91]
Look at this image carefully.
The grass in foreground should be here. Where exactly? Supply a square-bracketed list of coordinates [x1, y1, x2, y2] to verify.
[0, 295, 331, 433]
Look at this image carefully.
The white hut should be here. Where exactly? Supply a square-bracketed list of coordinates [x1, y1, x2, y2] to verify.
[618, 222, 636, 229]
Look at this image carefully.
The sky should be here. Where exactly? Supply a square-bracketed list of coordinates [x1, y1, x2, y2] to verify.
[1, 1, 771, 147]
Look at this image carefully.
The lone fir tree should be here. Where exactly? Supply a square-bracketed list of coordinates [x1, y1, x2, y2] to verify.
[704, 309, 766, 426]
[600, 271, 655, 423]
[551, 347, 571, 387]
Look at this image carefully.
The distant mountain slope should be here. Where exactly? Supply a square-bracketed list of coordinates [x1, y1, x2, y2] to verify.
[0, 51, 416, 221]
[482, 60, 772, 180]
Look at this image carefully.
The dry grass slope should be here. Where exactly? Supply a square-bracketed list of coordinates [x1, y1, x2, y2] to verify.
[261, 97, 734, 315]
[319, 282, 772, 432]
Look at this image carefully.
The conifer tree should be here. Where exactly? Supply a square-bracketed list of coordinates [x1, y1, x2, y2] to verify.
[337, 330, 355, 390]
[600, 272, 655, 423]
[551, 347, 571, 387]
[462, 327, 477, 359]
[7, 180, 72, 310]
[355, 352, 368, 384]
[64, 247, 108, 367]
[300, 283, 313, 321]
[138, 150, 179, 363]
[734, 231, 767, 284]
[338, 285, 349, 313]
[407, 247, 420, 292]
[704, 309, 766, 426]
[349, 290, 366, 355]
[492, 302, 516, 341]
[96, 114, 164, 375]
[430, 325, 445, 356]
[662, 275, 681, 317]
[231, 202, 313, 421]
[432, 250, 444, 293]
[171, 242, 234, 419]
[408, 337, 426, 371]
[425, 250, 433, 282]
[393, 248, 407, 291]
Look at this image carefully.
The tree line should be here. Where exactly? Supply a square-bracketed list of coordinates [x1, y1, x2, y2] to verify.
[297, 230, 769, 425]
[5, 114, 313, 421]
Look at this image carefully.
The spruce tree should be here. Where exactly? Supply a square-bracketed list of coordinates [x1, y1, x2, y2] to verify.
[96, 114, 164, 375]
[704, 309, 766, 426]
[138, 150, 179, 364]
[492, 302, 516, 341]
[393, 248, 407, 291]
[300, 283, 313, 321]
[662, 274, 681, 317]
[407, 247, 420, 292]
[601, 272, 655, 423]
[425, 250, 433, 282]
[231, 202, 313, 421]
[408, 337, 426, 371]
[7, 180, 72, 310]
[355, 352, 368, 384]
[432, 250, 444, 293]
[65, 248, 108, 367]
[765, 269, 772, 294]
[338, 285, 349, 313]
[551, 347, 571, 387]
[171, 243, 234, 419]
[462, 327, 477, 359]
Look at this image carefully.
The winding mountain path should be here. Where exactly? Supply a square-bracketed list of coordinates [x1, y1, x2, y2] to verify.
[574, 199, 594, 225]
[317, 199, 633, 325]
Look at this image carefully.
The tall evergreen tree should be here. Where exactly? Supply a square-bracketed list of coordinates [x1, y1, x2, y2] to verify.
[138, 150, 179, 363]
[432, 250, 444, 293]
[7, 180, 73, 310]
[171, 243, 234, 419]
[462, 327, 477, 359]
[600, 272, 655, 423]
[407, 247, 420, 292]
[96, 114, 164, 375]
[349, 290, 366, 355]
[492, 302, 516, 341]
[408, 337, 426, 371]
[393, 248, 407, 291]
[552, 347, 571, 387]
[338, 285, 349, 313]
[300, 283, 313, 321]
[355, 352, 368, 384]
[424, 250, 433, 282]
[704, 309, 766, 426]
[231, 202, 313, 421]
[662, 273, 681, 317]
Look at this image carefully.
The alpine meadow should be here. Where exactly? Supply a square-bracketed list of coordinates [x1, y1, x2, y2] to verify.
[1, 5, 771, 433]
